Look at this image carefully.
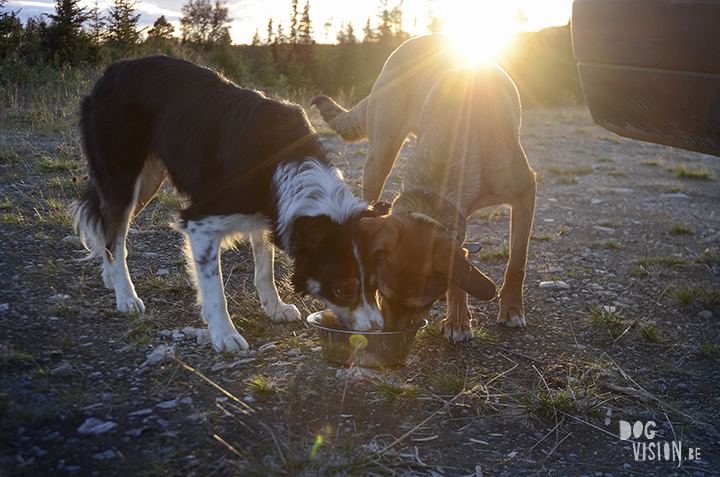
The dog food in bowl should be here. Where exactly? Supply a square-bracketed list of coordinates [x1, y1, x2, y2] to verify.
[306, 310, 427, 367]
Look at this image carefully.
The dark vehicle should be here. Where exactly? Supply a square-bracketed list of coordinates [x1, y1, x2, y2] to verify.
[571, 0, 720, 156]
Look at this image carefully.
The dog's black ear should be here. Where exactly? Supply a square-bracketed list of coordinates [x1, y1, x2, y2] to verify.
[447, 245, 496, 301]
[290, 215, 338, 255]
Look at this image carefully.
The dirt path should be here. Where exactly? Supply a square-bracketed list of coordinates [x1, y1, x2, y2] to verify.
[1, 105, 719, 476]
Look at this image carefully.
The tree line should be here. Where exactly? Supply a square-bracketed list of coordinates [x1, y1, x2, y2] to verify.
[0, 0, 582, 107]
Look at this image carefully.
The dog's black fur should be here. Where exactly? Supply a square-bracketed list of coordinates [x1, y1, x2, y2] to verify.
[74, 55, 383, 351]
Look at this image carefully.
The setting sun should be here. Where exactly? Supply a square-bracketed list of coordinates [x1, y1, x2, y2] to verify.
[437, 1, 519, 61]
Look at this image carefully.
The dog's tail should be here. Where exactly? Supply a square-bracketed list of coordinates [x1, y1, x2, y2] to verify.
[311, 95, 369, 143]
[70, 183, 108, 259]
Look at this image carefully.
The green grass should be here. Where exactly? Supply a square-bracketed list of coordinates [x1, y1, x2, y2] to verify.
[477, 241, 510, 260]
[590, 240, 621, 250]
[546, 163, 593, 183]
[668, 283, 719, 310]
[474, 325, 501, 345]
[697, 247, 720, 267]
[38, 158, 80, 172]
[666, 164, 714, 179]
[373, 374, 419, 404]
[2, 344, 33, 364]
[244, 374, 286, 398]
[516, 366, 608, 420]
[668, 222, 695, 235]
[700, 343, 720, 353]
[583, 304, 627, 340]
[430, 370, 468, 394]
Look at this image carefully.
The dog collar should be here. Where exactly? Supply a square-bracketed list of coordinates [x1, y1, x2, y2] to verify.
[406, 211, 463, 244]
[399, 189, 466, 243]
[408, 212, 446, 230]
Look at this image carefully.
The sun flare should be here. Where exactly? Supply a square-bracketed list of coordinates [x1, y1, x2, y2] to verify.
[435, 1, 523, 62]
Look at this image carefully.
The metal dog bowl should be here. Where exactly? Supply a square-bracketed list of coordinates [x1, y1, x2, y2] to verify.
[306, 310, 427, 367]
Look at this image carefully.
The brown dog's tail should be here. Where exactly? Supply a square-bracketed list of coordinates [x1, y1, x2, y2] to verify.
[311, 95, 369, 143]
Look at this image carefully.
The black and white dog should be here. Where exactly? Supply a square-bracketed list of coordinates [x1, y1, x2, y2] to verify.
[72, 55, 383, 353]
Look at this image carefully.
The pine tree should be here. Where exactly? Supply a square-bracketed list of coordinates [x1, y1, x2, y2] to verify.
[363, 17, 377, 43]
[298, 1, 312, 45]
[147, 15, 175, 41]
[266, 18, 274, 44]
[86, 0, 105, 43]
[105, 0, 140, 58]
[289, 0, 298, 44]
[45, 0, 89, 64]
[180, 0, 231, 48]
[0, 0, 22, 59]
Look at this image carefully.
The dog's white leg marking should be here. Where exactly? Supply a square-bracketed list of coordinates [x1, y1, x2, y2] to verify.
[187, 222, 248, 353]
[442, 285, 473, 342]
[249, 231, 300, 322]
[106, 222, 145, 313]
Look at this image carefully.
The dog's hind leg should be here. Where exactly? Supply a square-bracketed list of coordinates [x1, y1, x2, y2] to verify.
[249, 231, 301, 322]
[186, 221, 248, 353]
[442, 285, 474, 342]
[102, 180, 146, 314]
[102, 158, 167, 310]
[498, 178, 537, 328]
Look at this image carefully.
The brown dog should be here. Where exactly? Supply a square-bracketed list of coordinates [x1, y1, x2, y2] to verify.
[313, 34, 536, 341]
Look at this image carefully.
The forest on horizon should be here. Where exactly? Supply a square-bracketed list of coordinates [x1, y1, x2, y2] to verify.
[0, 0, 583, 108]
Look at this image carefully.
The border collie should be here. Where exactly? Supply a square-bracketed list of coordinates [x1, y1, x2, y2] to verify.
[71, 55, 383, 353]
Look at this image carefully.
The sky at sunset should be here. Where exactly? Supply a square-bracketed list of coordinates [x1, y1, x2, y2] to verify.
[5, 0, 574, 45]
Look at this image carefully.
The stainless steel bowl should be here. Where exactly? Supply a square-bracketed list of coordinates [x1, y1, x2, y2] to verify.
[306, 310, 427, 367]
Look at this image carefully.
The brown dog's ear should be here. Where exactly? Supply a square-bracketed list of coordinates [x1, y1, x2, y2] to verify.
[440, 243, 496, 301]
[358, 216, 399, 255]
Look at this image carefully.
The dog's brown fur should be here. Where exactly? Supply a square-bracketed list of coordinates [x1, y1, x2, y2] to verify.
[313, 34, 536, 340]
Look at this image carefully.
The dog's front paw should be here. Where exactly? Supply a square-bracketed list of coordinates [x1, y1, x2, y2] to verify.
[498, 309, 526, 327]
[211, 329, 249, 353]
[266, 303, 301, 322]
[117, 295, 145, 314]
[442, 319, 474, 343]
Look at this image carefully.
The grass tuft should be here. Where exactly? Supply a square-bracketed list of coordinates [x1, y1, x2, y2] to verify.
[666, 164, 714, 179]
[244, 374, 286, 399]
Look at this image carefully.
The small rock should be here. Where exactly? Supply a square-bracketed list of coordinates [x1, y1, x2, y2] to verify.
[93, 450, 118, 460]
[125, 427, 149, 437]
[539, 280, 570, 290]
[156, 269, 169, 276]
[157, 397, 192, 409]
[0, 303, 9, 312]
[699, 310, 713, 319]
[259, 343, 278, 353]
[270, 361, 293, 367]
[286, 348, 301, 357]
[211, 361, 229, 372]
[660, 192, 692, 199]
[77, 418, 118, 435]
[195, 330, 211, 346]
[140, 344, 175, 367]
[51, 362, 76, 377]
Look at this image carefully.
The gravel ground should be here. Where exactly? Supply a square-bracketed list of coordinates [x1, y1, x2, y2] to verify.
[1, 104, 719, 476]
